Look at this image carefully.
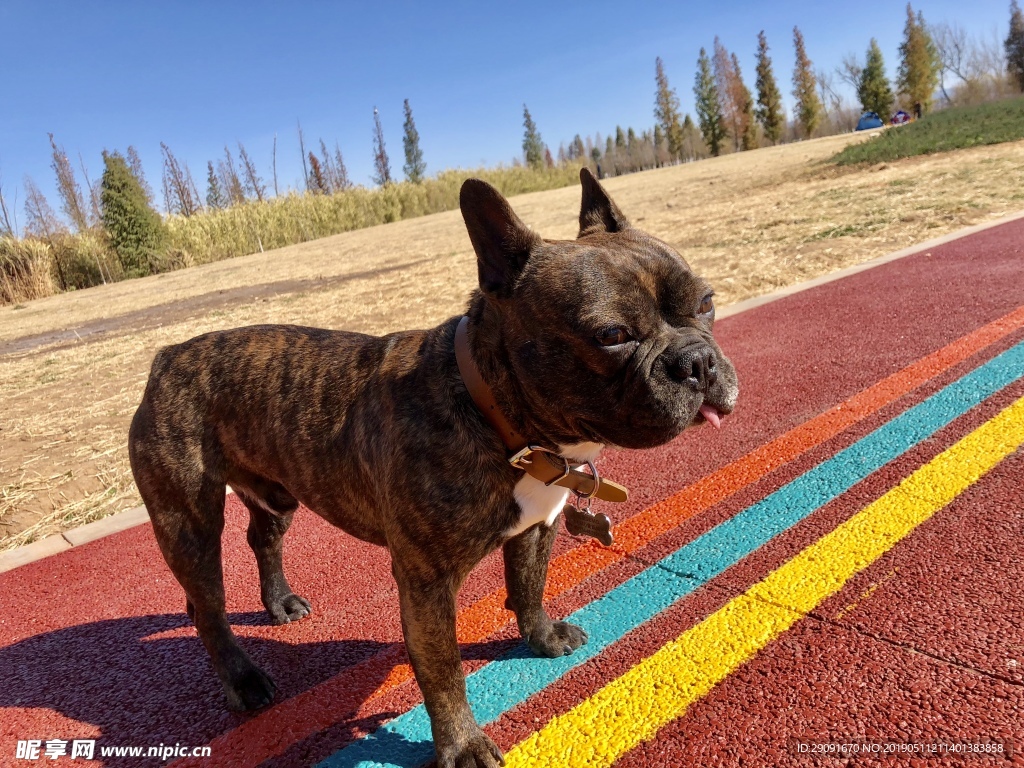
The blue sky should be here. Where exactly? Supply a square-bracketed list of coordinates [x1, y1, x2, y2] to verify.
[0, 0, 1013, 225]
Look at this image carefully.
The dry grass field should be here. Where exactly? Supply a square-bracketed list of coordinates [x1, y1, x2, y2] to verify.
[3, 130, 1024, 550]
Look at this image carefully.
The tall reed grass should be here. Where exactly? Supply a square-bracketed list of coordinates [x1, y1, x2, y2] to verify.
[1, 237, 56, 304]
[166, 164, 584, 263]
[0, 163, 585, 305]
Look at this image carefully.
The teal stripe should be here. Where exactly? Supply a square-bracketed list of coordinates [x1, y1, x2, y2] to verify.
[320, 339, 1024, 768]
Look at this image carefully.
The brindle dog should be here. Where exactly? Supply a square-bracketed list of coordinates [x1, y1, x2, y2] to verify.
[128, 169, 738, 767]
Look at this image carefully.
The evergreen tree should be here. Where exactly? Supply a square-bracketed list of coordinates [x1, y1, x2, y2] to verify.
[792, 27, 822, 138]
[896, 4, 940, 112]
[1006, 0, 1024, 92]
[755, 31, 785, 144]
[100, 151, 166, 275]
[571, 134, 586, 160]
[694, 47, 728, 156]
[858, 39, 895, 117]
[205, 161, 226, 209]
[402, 99, 426, 183]
[654, 57, 685, 160]
[522, 105, 545, 169]
[371, 107, 392, 186]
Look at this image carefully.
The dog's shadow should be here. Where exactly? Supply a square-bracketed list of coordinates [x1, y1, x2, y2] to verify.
[0, 612, 517, 767]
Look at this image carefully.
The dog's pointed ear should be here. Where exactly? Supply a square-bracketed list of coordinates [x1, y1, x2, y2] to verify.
[460, 179, 541, 297]
[578, 167, 630, 238]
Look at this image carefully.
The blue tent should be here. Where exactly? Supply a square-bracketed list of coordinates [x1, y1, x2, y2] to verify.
[856, 112, 885, 131]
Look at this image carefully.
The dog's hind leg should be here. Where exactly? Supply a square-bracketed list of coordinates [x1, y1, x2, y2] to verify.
[131, 409, 277, 712]
[144, 478, 277, 711]
[503, 520, 588, 658]
[234, 477, 311, 625]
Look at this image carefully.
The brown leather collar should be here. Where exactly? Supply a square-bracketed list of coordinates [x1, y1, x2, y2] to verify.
[454, 316, 628, 504]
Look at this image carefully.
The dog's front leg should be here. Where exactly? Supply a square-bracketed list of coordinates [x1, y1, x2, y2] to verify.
[394, 566, 505, 768]
[502, 521, 588, 657]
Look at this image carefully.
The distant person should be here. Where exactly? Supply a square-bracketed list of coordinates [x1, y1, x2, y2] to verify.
[914, 102, 922, 120]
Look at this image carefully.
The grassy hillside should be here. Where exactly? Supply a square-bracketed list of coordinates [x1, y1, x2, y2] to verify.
[833, 96, 1024, 165]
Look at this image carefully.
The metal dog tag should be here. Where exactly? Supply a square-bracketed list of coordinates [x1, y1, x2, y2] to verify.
[562, 503, 614, 547]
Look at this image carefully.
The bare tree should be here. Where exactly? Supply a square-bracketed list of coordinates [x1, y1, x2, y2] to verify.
[48, 133, 90, 231]
[78, 153, 102, 225]
[125, 145, 154, 203]
[0, 168, 17, 237]
[317, 139, 336, 192]
[932, 21, 970, 103]
[972, 28, 1008, 81]
[297, 120, 309, 191]
[307, 152, 330, 194]
[817, 68, 858, 132]
[815, 67, 843, 118]
[23, 176, 67, 289]
[218, 146, 246, 204]
[160, 142, 201, 216]
[372, 107, 392, 186]
[836, 52, 864, 91]
[237, 142, 266, 202]
[317, 138, 352, 193]
[933, 22, 1009, 104]
[712, 39, 746, 152]
[333, 142, 352, 191]
[23, 177, 62, 238]
[271, 134, 279, 197]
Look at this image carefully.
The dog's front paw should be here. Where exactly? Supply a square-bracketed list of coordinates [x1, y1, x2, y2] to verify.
[264, 591, 312, 625]
[527, 619, 588, 658]
[436, 727, 504, 768]
[224, 663, 277, 711]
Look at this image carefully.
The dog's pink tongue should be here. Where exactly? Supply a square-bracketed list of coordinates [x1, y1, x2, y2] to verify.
[699, 403, 722, 429]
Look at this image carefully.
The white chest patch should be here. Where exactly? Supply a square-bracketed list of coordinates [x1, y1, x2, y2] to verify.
[504, 442, 605, 538]
[507, 475, 569, 538]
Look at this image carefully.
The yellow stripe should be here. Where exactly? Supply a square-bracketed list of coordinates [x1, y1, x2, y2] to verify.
[506, 395, 1024, 767]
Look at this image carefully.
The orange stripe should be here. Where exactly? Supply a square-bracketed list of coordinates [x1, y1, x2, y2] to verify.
[175, 305, 1024, 768]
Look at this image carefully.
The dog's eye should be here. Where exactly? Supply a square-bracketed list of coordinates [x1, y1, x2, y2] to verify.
[698, 293, 715, 316]
[595, 326, 632, 346]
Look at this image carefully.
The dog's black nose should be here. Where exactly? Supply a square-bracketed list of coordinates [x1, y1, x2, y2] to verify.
[668, 345, 718, 391]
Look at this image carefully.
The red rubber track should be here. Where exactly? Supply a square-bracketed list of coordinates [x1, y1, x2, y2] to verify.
[1, 218, 1022, 766]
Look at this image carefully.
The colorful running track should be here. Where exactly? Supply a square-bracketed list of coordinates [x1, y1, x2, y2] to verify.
[1, 217, 1023, 767]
